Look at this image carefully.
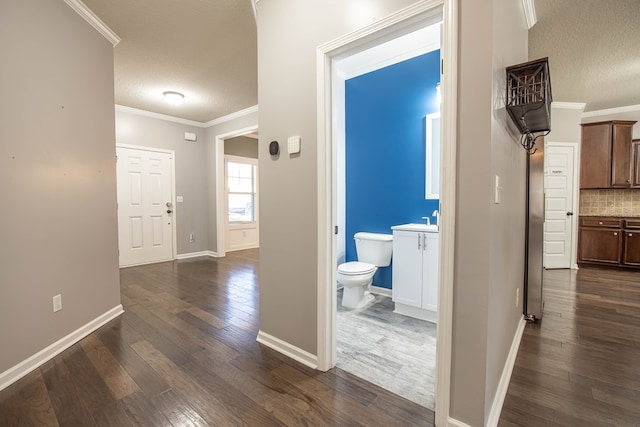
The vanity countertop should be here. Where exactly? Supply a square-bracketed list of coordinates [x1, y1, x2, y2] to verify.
[391, 223, 439, 232]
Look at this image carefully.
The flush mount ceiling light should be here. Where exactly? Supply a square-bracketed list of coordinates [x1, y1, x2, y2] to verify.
[163, 91, 184, 106]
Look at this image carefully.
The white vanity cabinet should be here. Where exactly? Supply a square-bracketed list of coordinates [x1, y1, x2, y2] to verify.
[391, 225, 439, 323]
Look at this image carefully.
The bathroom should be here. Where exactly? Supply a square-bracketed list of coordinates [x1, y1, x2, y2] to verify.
[335, 23, 441, 410]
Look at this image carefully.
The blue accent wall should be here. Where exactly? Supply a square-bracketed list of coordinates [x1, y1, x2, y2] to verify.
[345, 51, 440, 289]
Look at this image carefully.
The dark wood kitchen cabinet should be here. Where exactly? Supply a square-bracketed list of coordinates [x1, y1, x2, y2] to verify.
[580, 121, 636, 188]
[579, 216, 640, 269]
[578, 217, 623, 265]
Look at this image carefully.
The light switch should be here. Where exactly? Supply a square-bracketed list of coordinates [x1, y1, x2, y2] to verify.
[494, 175, 502, 204]
[288, 136, 301, 154]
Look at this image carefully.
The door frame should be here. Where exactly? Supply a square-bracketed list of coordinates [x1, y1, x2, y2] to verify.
[315, 1, 458, 424]
[115, 143, 178, 265]
[544, 141, 580, 269]
[215, 125, 259, 257]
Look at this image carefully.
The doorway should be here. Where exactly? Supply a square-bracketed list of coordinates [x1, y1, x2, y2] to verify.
[316, 0, 458, 424]
[116, 144, 176, 267]
[214, 126, 259, 257]
[543, 142, 579, 269]
[224, 153, 259, 252]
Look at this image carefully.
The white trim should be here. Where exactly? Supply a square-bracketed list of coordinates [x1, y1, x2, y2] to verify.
[0, 305, 124, 392]
[214, 125, 260, 258]
[448, 418, 473, 427]
[115, 144, 178, 263]
[316, 2, 457, 426]
[435, 0, 458, 425]
[551, 102, 587, 111]
[369, 286, 392, 297]
[115, 105, 206, 128]
[521, 0, 537, 29]
[64, 0, 120, 46]
[582, 104, 640, 118]
[571, 263, 579, 270]
[256, 330, 318, 369]
[204, 105, 259, 127]
[486, 317, 526, 426]
[176, 251, 212, 260]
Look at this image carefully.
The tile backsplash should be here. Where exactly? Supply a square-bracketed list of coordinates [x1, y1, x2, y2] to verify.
[579, 189, 640, 216]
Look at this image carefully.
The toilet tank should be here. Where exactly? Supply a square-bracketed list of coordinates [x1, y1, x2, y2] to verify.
[354, 232, 393, 267]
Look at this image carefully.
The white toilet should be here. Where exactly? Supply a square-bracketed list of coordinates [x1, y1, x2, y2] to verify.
[337, 232, 393, 309]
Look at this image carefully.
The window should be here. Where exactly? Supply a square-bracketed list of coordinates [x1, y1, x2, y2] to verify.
[226, 159, 257, 223]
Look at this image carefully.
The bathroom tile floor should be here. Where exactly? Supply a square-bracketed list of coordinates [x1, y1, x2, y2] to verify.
[336, 288, 437, 410]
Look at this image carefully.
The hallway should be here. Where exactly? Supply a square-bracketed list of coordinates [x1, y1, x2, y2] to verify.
[500, 267, 640, 426]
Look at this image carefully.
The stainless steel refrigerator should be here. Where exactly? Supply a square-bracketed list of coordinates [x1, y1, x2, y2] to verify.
[524, 144, 544, 321]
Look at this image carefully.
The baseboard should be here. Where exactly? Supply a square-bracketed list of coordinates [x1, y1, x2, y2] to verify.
[485, 316, 526, 427]
[176, 251, 221, 259]
[571, 263, 579, 270]
[0, 305, 124, 392]
[369, 285, 392, 297]
[256, 330, 318, 369]
[448, 418, 473, 427]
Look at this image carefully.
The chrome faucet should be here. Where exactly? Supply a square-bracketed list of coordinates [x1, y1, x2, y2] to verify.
[421, 216, 431, 225]
[432, 210, 440, 225]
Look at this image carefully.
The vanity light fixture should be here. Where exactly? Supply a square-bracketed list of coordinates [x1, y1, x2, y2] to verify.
[163, 91, 185, 106]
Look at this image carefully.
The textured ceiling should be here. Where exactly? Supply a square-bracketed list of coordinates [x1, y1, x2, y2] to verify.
[82, 0, 257, 123]
[530, 0, 640, 112]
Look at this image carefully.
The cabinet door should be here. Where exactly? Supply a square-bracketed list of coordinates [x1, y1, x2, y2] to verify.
[611, 123, 633, 187]
[623, 231, 640, 266]
[633, 141, 640, 187]
[578, 228, 622, 265]
[421, 233, 439, 312]
[580, 123, 611, 189]
[391, 231, 423, 308]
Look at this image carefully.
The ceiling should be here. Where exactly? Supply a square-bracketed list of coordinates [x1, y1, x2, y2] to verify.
[81, 1, 637, 123]
[81, 0, 257, 123]
[530, 0, 640, 112]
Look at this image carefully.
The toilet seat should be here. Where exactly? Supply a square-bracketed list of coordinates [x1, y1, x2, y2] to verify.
[337, 261, 376, 276]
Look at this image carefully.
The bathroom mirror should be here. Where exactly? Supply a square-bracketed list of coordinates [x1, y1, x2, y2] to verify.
[425, 112, 440, 200]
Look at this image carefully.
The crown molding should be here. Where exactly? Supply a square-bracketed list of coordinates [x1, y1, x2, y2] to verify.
[64, 0, 120, 46]
[551, 102, 586, 110]
[582, 104, 640, 118]
[204, 105, 259, 127]
[522, 0, 537, 29]
[115, 105, 207, 128]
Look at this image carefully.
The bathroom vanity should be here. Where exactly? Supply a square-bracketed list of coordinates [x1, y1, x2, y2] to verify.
[391, 224, 439, 323]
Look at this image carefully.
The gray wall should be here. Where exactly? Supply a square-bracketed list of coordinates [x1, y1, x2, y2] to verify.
[225, 136, 258, 159]
[115, 111, 208, 255]
[0, 0, 121, 373]
[205, 110, 259, 253]
[257, 0, 528, 425]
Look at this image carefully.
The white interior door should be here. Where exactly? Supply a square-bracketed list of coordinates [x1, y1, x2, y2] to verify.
[116, 146, 174, 267]
[543, 144, 575, 269]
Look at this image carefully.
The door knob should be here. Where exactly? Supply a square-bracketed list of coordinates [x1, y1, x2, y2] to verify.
[566, 212, 574, 216]
[166, 202, 173, 208]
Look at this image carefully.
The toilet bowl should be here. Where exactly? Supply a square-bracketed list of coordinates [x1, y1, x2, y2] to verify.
[337, 232, 393, 309]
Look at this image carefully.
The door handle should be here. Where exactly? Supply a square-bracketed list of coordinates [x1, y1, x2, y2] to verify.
[417, 234, 421, 250]
[566, 212, 574, 216]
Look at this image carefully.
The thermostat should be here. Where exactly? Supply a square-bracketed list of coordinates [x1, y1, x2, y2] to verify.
[269, 140, 279, 155]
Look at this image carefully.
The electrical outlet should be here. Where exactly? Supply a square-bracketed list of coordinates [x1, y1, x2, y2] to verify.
[53, 294, 62, 312]
[516, 288, 520, 308]
[189, 233, 195, 243]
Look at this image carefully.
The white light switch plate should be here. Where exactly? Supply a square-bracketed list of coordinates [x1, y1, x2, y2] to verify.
[288, 136, 301, 154]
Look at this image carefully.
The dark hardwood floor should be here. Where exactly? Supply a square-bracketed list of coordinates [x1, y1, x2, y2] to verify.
[499, 267, 640, 427]
[0, 249, 433, 426]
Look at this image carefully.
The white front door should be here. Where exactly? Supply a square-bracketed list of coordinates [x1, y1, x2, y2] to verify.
[116, 146, 174, 267]
[543, 144, 575, 269]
